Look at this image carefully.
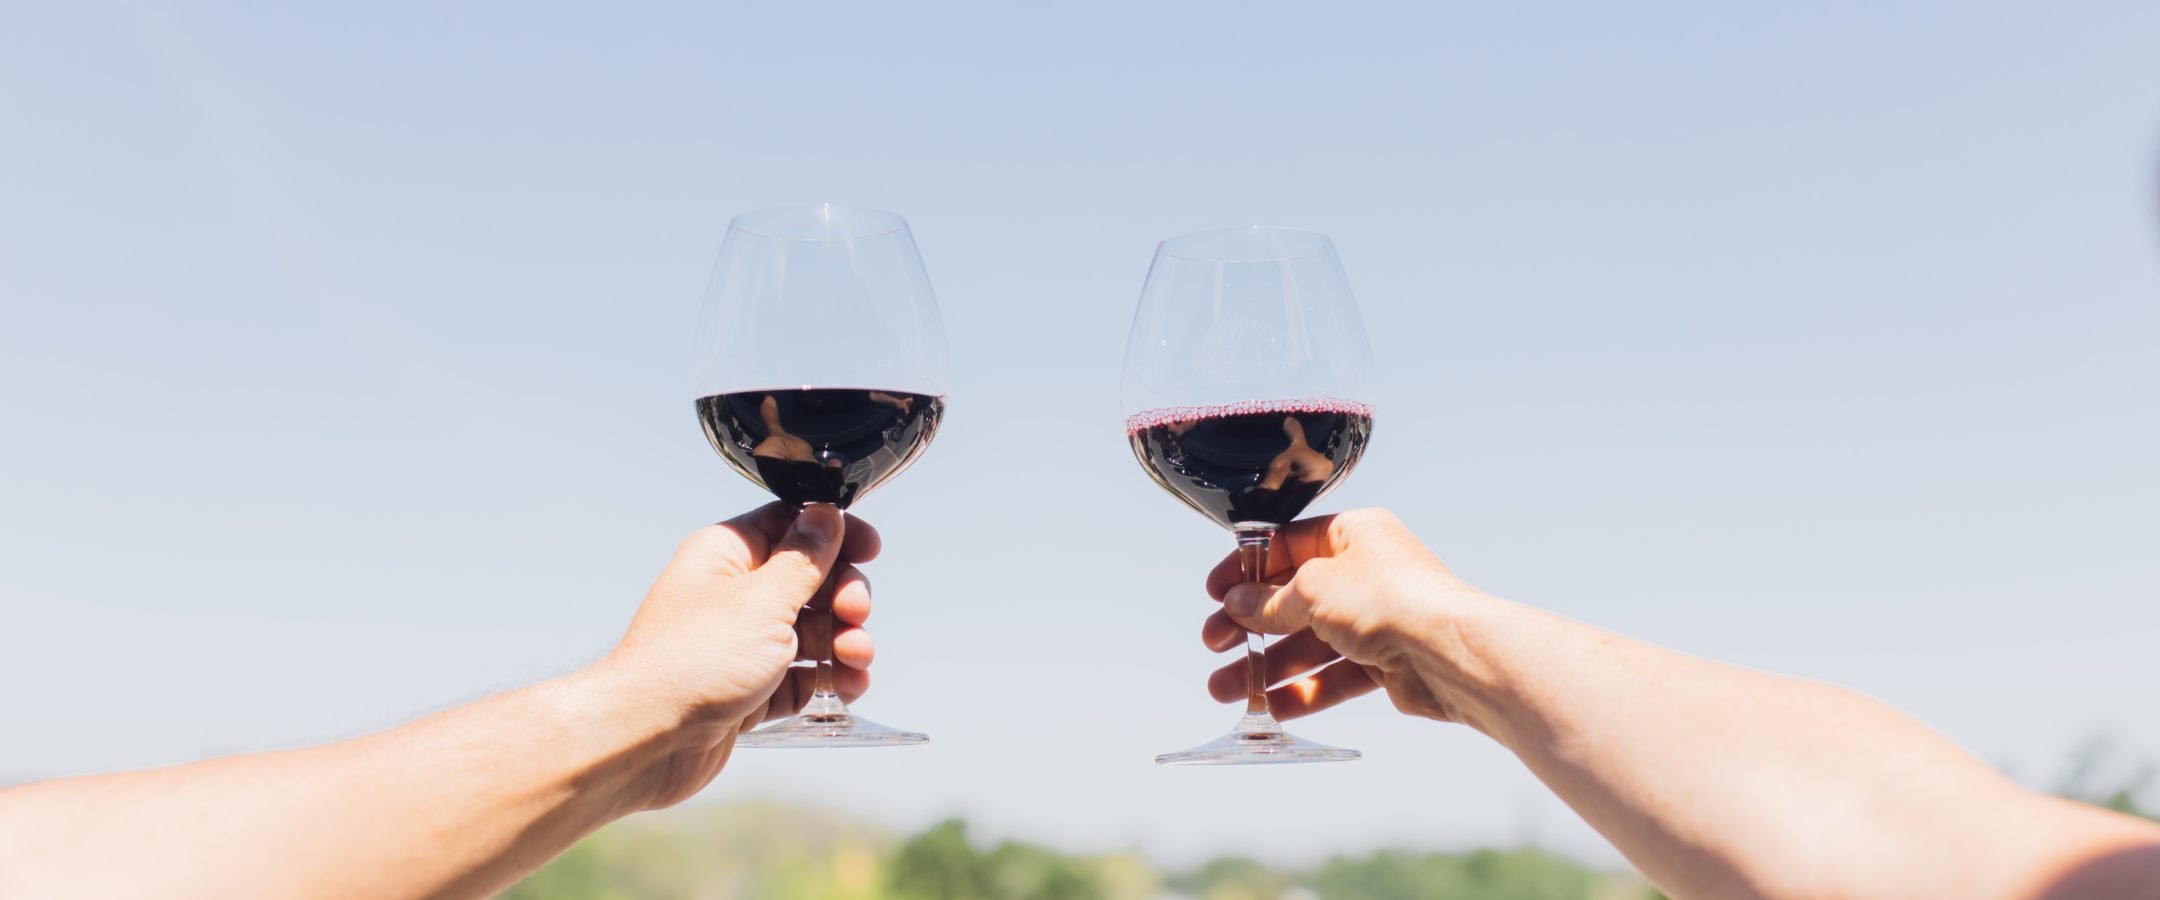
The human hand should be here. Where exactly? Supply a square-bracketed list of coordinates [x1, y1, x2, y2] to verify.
[1201, 509, 1492, 724]
[600, 502, 880, 809]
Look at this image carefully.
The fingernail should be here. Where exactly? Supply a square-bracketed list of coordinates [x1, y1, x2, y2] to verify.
[1225, 584, 1263, 617]
[795, 505, 838, 543]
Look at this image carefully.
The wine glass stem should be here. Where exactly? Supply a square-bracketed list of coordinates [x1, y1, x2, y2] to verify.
[805, 585, 844, 717]
[1235, 527, 1277, 718]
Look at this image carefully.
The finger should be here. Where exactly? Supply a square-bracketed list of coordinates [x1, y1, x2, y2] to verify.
[1204, 514, 1340, 600]
[832, 664, 869, 703]
[712, 504, 878, 566]
[764, 669, 812, 721]
[749, 504, 845, 618]
[1265, 660, 1380, 721]
[793, 615, 828, 661]
[1206, 630, 1341, 703]
[831, 567, 871, 626]
[721, 501, 798, 561]
[1205, 554, 1249, 602]
[1221, 577, 1320, 636]
[839, 513, 881, 564]
[1201, 609, 1244, 653]
[832, 625, 874, 670]
[791, 568, 869, 660]
[1200, 571, 1291, 651]
[763, 664, 872, 722]
[672, 502, 795, 575]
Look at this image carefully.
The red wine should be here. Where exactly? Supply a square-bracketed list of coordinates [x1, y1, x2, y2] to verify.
[698, 388, 944, 509]
[1127, 399, 1373, 530]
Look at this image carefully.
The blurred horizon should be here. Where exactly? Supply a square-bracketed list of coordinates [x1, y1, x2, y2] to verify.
[501, 800, 1662, 900]
[503, 763, 2157, 899]
[3, 0, 2158, 872]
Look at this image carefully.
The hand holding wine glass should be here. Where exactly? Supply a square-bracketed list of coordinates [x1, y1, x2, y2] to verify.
[603, 502, 883, 807]
[1197, 508, 1471, 725]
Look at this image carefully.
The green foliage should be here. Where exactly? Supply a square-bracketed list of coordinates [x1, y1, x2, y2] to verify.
[498, 837, 620, 900]
[502, 802, 890, 900]
[2055, 737, 2157, 822]
[508, 804, 1649, 900]
[1165, 855, 1291, 900]
[501, 735, 2159, 898]
[979, 839, 1106, 900]
[886, 820, 984, 898]
[504, 743, 2160, 900]
[1307, 847, 1602, 900]
[885, 818, 1118, 900]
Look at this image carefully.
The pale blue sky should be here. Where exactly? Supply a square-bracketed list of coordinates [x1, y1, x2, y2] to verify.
[3, 1, 2157, 866]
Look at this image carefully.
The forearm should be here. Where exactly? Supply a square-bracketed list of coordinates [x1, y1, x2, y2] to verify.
[0, 665, 671, 899]
[1432, 596, 2160, 899]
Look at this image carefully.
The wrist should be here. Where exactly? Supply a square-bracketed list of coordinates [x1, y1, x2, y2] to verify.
[548, 662, 695, 818]
[1397, 588, 1534, 739]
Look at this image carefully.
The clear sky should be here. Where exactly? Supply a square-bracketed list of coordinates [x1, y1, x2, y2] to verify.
[3, 1, 2157, 867]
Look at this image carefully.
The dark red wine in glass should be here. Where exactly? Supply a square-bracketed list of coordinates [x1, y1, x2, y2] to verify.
[1127, 399, 1372, 530]
[698, 388, 945, 510]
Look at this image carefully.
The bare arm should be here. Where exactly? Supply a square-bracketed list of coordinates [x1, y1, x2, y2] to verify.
[0, 503, 877, 900]
[0, 671, 676, 898]
[1202, 509, 2160, 900]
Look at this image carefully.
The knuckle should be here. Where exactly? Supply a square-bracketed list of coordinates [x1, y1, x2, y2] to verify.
[676, 525, 731, 558]
[762, 548, 824, 585]
[1340, 507, 1400, 535]
[1297, 557, 1337, 584]
[1258, 587, 1303, 621]
[1291, 561, 1344, 600]
[1314, 605, 1386, 651]
[1385, 690, 1424, 717]
[1351, 610, 1390, 642]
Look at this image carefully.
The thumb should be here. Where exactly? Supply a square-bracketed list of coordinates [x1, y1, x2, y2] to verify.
[1222, 576, 1318, 636]
[750, 504, 844, 616]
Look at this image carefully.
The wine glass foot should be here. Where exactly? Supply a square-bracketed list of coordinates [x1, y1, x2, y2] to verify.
[1154, 714, 1360, 766]
[737, 709, 928, 749]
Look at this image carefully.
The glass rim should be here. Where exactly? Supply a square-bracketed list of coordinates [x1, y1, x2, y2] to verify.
[728, 204, 908, 242]
[1155, 225, 1335, 263]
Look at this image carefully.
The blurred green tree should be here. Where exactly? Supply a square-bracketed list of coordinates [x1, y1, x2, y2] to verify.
[2056, 737, 2157, 821]
[885, 818, 1110, 900]
[1165, 855, 1291, 900]
[1306, 847, 1602, 900]
[886, 819, 990, 898]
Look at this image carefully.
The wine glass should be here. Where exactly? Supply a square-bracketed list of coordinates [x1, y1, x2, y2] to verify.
[1121, 226, 1377, 765]
[690, 204, 948, 748]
